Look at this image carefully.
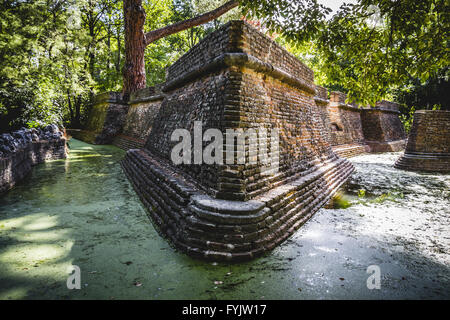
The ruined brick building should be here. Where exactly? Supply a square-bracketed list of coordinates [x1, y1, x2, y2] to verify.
[69, 21, 409, 261]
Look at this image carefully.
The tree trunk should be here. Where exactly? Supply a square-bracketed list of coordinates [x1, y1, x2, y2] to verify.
[122, 0, 146, 100]
[115, 32, 121, 73]
[144, 0, 238, 45]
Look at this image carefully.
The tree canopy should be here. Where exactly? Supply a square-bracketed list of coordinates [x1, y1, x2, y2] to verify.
[0, 0, 448, 132]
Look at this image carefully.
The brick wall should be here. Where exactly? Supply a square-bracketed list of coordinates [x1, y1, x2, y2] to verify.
[113, 86, 164, 150]
[144, 21, 338, 201]
[327, 92, 366, 147]
[405, 110, 449, 154]
[146, 69, 230, 194]
[121, 20, 354, 261]
[0, 126, 67, 194]
[314, 88, 406, 155]
[361, 108, 405, 141]
[166, 21, 313, 86]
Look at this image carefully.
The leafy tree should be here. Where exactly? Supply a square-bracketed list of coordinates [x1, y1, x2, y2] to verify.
[312, 0, 448, 105]
[0, 0, 75, 131]
[394, 67, 449, 111]
[0, 0, 447, 132]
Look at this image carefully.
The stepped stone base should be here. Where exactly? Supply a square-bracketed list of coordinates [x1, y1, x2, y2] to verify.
[332, 144, 369, 158]
[112, 134, 145, 151]
[121, 149, 354, 262]
[366, 139, 406, 153]
[394, 110, 450, 173]
[395, 153, 450, 173]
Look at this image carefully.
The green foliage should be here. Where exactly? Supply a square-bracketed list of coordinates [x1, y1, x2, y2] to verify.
[331, 191, 352, 209]
[0, 0, 94, 131]
[240, 0, 331, 43]
[393, 67, 449, 111]
[242, 0, 449, 107]
[358, 189, 366, 198]
[370, 192, 404, 204]
[0, 0, 243, 132]
[317, 0, 449, 105]
[399, 106, 416, 134]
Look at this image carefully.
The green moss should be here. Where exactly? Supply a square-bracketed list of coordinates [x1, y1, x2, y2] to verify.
[331, 191, 352, 209]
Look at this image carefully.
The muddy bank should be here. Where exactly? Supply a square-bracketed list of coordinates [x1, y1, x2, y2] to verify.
[0, 140, 448, 299]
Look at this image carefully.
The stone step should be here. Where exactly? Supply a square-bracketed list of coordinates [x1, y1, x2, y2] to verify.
[121, 149, 354, 261]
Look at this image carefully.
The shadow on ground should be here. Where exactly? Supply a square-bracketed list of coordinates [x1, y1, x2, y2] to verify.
[0, 140, 448, 299]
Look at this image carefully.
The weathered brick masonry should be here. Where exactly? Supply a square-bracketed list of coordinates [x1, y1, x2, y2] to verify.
[395, 110, 450, 172]
[0, 126, 67, 194]
[361, 101, 406, 152]
[72, 45, 406, 161]
[121, 21, 354, 261]
[68, 92, 128, 145]
[327, 91, 368, 158]
[113, 86, 164, 150]
[70, 21, 408, 260]
[314, 87, 406, 157]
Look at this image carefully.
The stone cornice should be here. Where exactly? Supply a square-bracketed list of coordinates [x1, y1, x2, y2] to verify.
[363, 107, 400, 114]
[129, 86, 164, 105]
[314, 97, 329, 106]
[162, 53, 317, 95]
[129, 94, 165, 105]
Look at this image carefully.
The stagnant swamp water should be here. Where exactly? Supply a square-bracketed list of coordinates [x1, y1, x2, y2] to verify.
[0, 138, 449, 299]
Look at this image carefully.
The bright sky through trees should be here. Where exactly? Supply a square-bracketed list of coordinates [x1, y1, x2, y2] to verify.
[317, 0, 357, 15]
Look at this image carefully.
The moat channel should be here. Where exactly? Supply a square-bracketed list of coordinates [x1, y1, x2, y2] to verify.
[0, 138, 448, 299]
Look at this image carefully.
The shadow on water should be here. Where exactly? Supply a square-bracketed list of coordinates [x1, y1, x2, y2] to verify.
[0, 140, 449, 299]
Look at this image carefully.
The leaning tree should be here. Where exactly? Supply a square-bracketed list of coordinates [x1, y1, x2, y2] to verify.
[123, 0, 239, 97]
[122, 0, 449, 105]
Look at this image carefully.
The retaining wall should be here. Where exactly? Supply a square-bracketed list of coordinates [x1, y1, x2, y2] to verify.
[314, 87, 406, 157]
[112, 86, 164, 150]
[361, 101, 406, 152]
[0, 126, 67, 194]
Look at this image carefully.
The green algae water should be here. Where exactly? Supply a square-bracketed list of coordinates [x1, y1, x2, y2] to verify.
[0, 139, 449, 299]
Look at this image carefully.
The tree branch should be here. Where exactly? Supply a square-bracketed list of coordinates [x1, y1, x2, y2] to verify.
[144, 0, 238, 46]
